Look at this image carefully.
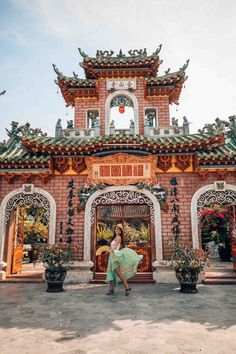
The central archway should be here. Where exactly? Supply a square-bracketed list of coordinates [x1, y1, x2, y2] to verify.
[84, 185, 163, 264]
[105, 90, 139, 135]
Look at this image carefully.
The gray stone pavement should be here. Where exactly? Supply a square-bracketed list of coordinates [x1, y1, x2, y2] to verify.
[0, 282, 236, 354]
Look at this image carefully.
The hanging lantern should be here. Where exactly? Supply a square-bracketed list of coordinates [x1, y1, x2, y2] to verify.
[119, 105, 125, 114]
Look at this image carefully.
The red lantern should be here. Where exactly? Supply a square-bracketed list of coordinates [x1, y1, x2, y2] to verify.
[119, 105, 125, 114]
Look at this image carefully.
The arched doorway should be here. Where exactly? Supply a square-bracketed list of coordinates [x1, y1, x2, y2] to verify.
[84, 186, 162, 281]
[105, 90, 139, 135]
[191, 183, 236, 249]
[110, 96, 134, 131]
[0, 186, 56, 278]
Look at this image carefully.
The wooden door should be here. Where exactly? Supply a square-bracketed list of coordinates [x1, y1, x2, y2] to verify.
[6, 210, 16, 275]
[6, 207, 25, 275]
[228, 205, 236, 247]
[95, 204, 153, 273]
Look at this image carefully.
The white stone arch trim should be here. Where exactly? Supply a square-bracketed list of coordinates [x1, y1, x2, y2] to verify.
[105, 90, 139, 135]
[84, 185, 162, 263]
[0, 186, 56, 261]
[191, 183, 236, 249]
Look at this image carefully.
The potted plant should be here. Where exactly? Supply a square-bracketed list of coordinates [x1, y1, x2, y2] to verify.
[38, 243, 75, 292]
[172, 240, 207, 293]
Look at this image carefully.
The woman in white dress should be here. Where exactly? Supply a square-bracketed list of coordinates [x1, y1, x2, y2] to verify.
[106, 224, 143, 296]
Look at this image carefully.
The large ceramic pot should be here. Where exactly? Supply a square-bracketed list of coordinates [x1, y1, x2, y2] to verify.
[175, 269, 199, 293]
[45, 268, 67, 293]
[218, 245, 232, 261]
[231, 246, 236, 272]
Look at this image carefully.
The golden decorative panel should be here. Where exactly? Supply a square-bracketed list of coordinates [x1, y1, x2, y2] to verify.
[86, 154, 157, 185]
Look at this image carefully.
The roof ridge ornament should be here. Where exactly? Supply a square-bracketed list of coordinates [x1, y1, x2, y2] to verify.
[96, 50, 114, 59]
[78, 48, 89, 59]
[179, 59, 190, 72]
[52, 64, 63, 77]
[5, 121, 47, 138]
[198, 117, 231, 135]
[164, 68, 170, 75]
[117, 49, 125, 58]
[153, 44, 162, 56]
[128, 48, 147, 57]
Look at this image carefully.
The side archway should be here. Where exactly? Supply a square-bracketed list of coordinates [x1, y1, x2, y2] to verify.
[105, 90, 139, 135]
[191, 183, 236, 249]
[0, 186, 56, 261]
[84, 185, 163, 263]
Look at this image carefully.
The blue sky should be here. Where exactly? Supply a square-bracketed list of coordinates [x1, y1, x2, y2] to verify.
[1, 0, 236, 140]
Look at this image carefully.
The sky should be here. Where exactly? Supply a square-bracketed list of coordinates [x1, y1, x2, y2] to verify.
[0, 0, 236, 141]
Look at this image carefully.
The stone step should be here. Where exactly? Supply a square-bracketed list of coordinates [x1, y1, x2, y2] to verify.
[91, 272, 155, 284]
[2, 271, 44, 283]
[90, 279, 156, 284]
[2, 277, 44, 283]
[205, 271, 236, 279]
[203, 278, 236, 285]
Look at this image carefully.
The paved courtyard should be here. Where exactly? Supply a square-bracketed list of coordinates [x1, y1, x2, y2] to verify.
[0, 282, 235, 354]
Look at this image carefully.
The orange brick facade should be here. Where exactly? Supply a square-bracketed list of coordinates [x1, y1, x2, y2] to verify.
[1, 172, 235, 260]
[74, 78, 170, 134]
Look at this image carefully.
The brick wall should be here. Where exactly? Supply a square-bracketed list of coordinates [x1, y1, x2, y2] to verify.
[158, 172, 236, 258]
[74, 77, 170, 134]
[0, 175, 87, 261]
[1, 173, 236, 261]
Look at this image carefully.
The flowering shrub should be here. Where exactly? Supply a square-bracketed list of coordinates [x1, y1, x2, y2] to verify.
[38, 244, 76, 270]
[200, 207, 228, 246]
[200, 208, 227, 231]
[172, 242, 207, 273]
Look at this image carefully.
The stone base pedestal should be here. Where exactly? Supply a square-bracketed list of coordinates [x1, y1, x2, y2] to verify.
[152, 261, 205, 284]
[153, 267, 178, 283]
[0, 270, 6, 281]
[65, 261, 94, 284]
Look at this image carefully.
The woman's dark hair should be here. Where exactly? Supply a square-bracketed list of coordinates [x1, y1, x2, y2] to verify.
[112, 226, 124, 248]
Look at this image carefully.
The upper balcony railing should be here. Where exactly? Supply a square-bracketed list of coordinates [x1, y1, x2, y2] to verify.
[55, 117, 190, 138]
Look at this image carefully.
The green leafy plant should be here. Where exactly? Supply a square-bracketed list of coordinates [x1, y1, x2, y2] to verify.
[138, 223, 150, 242]
[38, 244, 76, 270]
[97, 224, 113, 241]
[172, 240, 207, 274]
[78, 183, 108, 209]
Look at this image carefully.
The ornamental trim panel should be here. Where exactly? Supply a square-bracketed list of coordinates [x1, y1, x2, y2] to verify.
[4, 192, 50, 223]
[90, 190, 155, 225]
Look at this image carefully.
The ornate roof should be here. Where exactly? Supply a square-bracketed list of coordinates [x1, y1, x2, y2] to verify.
[53, 53, 189, 106]
[0, 136, 50, 168]
[78, 47, 163, 79]
[53, 64, 97, 106]
[145, 62, 188, 104]
[18, 132, 224, 156]
[198, 136, 236, 166]
[1, 129, 236, 175]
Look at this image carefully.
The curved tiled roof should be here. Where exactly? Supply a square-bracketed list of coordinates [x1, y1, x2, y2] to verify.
[20, 133, 224, 155]
[1, 132, 235, 171]
[198, 136, 236, 164]
[146, 70, 186, 85]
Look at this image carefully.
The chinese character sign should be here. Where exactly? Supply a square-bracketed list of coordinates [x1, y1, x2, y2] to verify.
[106, 79, 136, 91]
